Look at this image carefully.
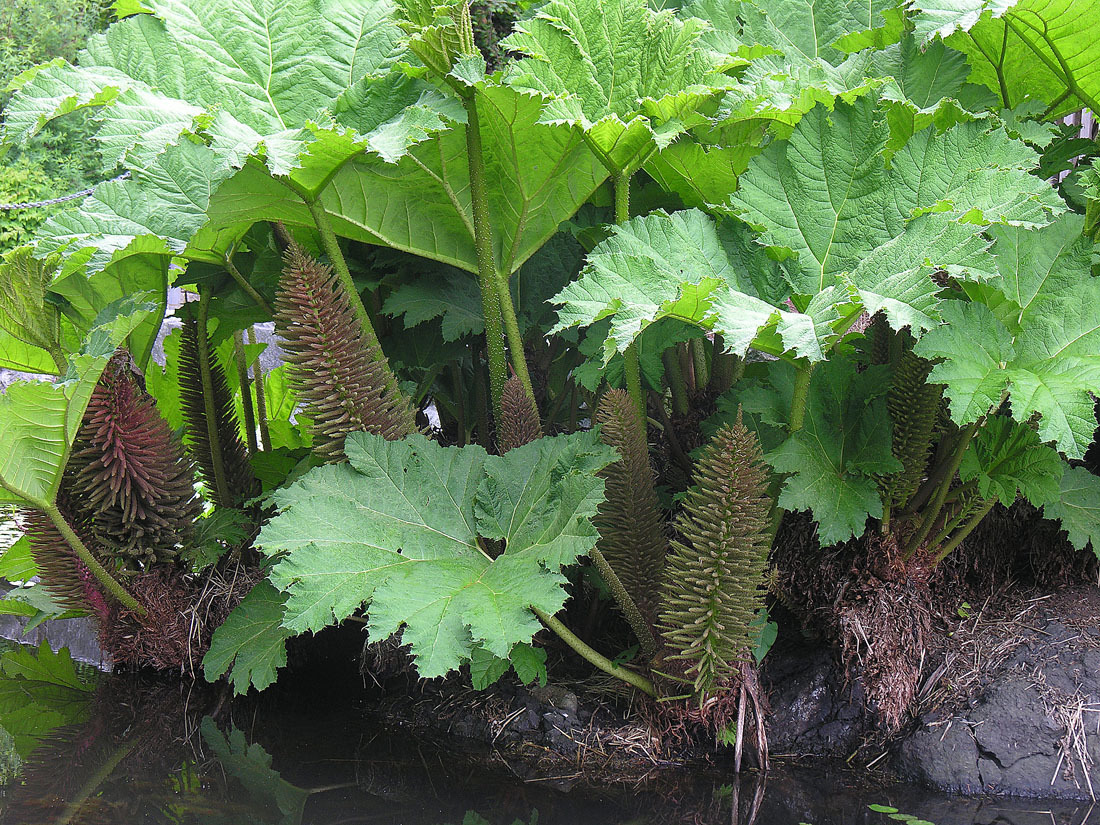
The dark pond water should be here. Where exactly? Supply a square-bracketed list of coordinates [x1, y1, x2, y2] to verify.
[0, 639, 1093, 825]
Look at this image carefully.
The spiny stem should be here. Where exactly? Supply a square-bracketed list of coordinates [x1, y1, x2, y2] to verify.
[663, 348, 689, 416]
[196, 289, 233, 508]
[788, 363, 813, 433]
[224, 252, 274, 317]
[42, 502, 144, 614]
[247, 327, 271, 452]
[904, 421, 979, 559]
[532, 606, 657, 696]
[589, 546, 657, 657]
[932, 498, 996, 565]
[613, 171, 630, 225]
[929, 498, 977, 550]
[612, 171, 647, 424]
[495, 270, 534, 400]
[690, 337, 709, 390]
[232, 330, 258, 454]
[463, 94, 509, 422]
[623, 342, 645, 420]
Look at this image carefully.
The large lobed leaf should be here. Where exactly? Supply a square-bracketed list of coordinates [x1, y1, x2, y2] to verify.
[202, 580, 293, 695]
[552, 209, 865, 365]
[909, 0, 1100, 117]
[257, 432, 616, 678]
[763, 361, 902, 545]
[502, 0, 733, 177]
[916, 214, 1100, 459]
[0, 296, 157, 508]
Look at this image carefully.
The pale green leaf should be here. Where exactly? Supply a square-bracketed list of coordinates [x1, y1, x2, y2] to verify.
[0, 295, 156, 507]
[259, 432, 615, 678]
[502, 0, 731, 176]
[766, 361, 901, 545]
[918, 216, 1100, 458]
[910, 0, 1100, 117]
[730, 96, 1058, 307]
[554, 209, 833, 362]
[0, 537, 37, 583]
[202, 580, 292, 695]
[913, 300, 1015, 426]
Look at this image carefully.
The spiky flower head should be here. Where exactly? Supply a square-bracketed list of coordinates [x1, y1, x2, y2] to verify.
[179, 318, 259, 506]
[274, 242, 416, 461]
[658, 412, 772, 698]
[67, 351, 201, 571]
[594, 388, 666, 627]
[498, 375, 541, 453]
[879, 349, 942, 511]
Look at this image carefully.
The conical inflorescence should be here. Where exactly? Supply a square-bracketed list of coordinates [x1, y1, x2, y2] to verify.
[879, 348, 942, 511]
[594, 389, 667, 628]
[274, 242, 417, 461]
[658, 413, 772, 697]
[498, 375, 541, 453]
[179, 318, 259, 507]
[66, 351, 201, 571]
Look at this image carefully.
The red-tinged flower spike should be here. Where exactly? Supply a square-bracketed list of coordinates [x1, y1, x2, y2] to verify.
[67, 351, 202, 571]
[20, 498, 110, 620]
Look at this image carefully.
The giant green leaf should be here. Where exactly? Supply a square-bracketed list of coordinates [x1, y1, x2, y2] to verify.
[502, 0, 732, 177]
[1043, 464, 1100, 555]
[552, 209, 853, 363]
[0, 295, 156, 508]
[916, 215, 1100, 458]
[910, 0, 1100, 117]
[729, 97, 1060, 317]
[203, 580, 293, 695]
[4, 0, 413, 165]
[258, 432, 615, 678]
[958, 415, 1062, 507]
[765, 361, 902, 545]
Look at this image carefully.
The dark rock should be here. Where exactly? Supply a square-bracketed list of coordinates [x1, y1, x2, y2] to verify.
[763, 640, 870, 756]
[897, 598, 1100, 800]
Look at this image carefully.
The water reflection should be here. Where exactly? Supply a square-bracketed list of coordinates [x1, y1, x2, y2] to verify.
[0, 641, 1094, 825]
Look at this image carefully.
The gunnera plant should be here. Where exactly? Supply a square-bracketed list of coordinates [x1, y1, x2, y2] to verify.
[274, 241, 417, 461]
[179, 318, 259, 507]
[658, 413, 772, 697]
[66, 351, 201, 572]
[498, 375, 541, 453]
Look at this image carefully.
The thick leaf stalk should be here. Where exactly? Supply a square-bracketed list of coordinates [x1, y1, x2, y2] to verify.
[274, 242, 417, 460]
[464, 94, 519, 420]
[66, 352, 202, 572]
[498, 375, 542, 453]
[658, 414, 772, 698]
[879, 349, 942, 513]
[594, 389, 667, 645]
[179, 318, 258, 507]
